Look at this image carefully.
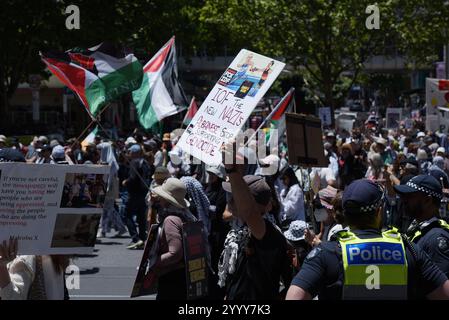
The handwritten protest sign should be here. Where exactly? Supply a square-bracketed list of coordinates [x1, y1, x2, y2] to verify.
[0, 163, 110, 254]
[177, 49, 285, 165]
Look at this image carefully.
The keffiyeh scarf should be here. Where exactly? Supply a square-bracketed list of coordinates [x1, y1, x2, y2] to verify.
[180, 176, 211, 236]
[217, 214, 279, 288]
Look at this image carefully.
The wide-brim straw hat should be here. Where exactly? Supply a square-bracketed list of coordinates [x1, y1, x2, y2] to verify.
[153, 177, 190, 209]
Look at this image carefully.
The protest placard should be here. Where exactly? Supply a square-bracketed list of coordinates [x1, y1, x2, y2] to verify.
[183, 221, 209, 300]
[285, 113, 328, 168]
[0, 163, 110, 255]
[426, 78, 449, 132]
[386, 108, 402, 129]
[176, 49, 285, 165]
[130, 223, 161, 298]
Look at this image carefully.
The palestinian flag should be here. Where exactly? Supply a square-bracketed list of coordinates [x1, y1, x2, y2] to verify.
[41, 43, 143, 117]
[183, 97, 199, 126]
[132, 36, 188, 130]
[81, 126, 98, 151]
[266, 87, 295, 146]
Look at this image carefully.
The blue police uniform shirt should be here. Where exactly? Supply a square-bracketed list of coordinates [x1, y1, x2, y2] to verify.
[291, 229, 448, 299]
[411, 219, 449, 278]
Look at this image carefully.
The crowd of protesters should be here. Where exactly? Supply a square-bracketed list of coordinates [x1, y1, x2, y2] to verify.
[1, 111, 449, 300]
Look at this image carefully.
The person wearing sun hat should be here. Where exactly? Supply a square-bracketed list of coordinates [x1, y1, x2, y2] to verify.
[305, 185, 344, 247]
[220, 140, 293, 299]
[151, 177, 197, 300]
[284, 220, 309, 270]
[394, 175, 449, 277]
[145, 166, 171, 226]
[373, 136, 395, 165]
[287, 178, 449, 300]
[436, 147, 449, 177]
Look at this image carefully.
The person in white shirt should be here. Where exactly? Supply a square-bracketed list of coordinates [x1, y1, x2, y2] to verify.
[310, 167, 337, 191]
[324, 142, 339, 177]
[279, 167, 306, 228]
[0, 239, 69, 300]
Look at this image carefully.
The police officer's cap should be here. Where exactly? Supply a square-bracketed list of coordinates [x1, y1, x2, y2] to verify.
[342, 179, 384, 215]
[394, 174, 443, 200]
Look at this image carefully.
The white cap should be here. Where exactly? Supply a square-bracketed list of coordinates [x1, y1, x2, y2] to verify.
[417, 132, 425, 138]
[437, 147, 446, 154]
[125, 137, 137, 145]
[374, 136, 388, 146]
[259, 154, 280, 176]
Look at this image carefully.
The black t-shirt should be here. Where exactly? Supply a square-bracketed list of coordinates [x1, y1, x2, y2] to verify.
[226, 220, 291, 300]
[291, 229, 448, 300]
[413, 221, 449, 278]
[127, 158, 151, 197]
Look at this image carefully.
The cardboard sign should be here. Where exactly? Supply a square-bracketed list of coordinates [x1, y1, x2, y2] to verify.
[177, 49, 285, 165]
[0, 163, 109, 254]
[130, 223, 161, 298]
[285, 113, 329, 168]
[183, 221, 209, 300]
[386, 108, 402, 129]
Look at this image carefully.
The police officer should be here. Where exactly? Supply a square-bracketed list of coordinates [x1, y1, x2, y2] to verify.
[286, 179, 449, 300]
[394, 175, 449, 277]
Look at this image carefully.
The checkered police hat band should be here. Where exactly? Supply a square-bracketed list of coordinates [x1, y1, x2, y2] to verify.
[346, 182, 385, 214]
[406, 181, 443, 199]
[359, 196, 384, 213]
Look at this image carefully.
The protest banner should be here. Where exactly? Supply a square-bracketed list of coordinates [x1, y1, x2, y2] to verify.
[0, 163, 109, 255]
[386, 108, 402, 129]
[183, 221, 209, 300]
[426, 78, 449, 132]
[176, 49, 285, 165]
[130, 224, 161, 298]
[285, 113, 328, 168]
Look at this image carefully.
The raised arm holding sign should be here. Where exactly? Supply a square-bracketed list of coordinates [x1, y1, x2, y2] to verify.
[176, 49, 285, 165]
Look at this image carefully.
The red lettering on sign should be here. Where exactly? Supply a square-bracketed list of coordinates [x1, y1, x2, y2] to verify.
[439, 80, 449, 91]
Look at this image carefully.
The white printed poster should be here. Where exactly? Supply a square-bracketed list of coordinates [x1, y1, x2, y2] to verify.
[177, 49, 285, 165]
[0, 163, 110, 255]
[426, 78, 449, 132]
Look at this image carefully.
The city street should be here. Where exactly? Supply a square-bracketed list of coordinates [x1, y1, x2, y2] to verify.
[68, 232, 155, 300]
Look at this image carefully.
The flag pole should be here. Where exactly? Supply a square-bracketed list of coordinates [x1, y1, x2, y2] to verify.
[180, 96, 195, 129]
[243, 87, 295, 148]
[70, 102, 112, 150]
[95, 119, 151, 190]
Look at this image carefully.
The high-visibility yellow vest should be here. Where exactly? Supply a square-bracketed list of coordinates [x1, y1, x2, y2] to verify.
[338, 228, 408, 300]
[410, 219, 449, 243]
